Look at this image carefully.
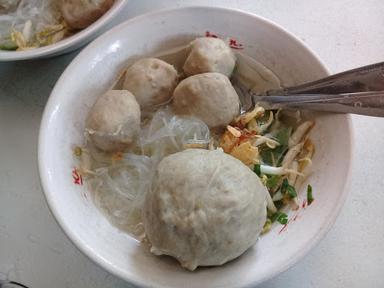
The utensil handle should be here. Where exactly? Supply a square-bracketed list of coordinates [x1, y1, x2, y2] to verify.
[255, 91, 384, 117]
[268, 62, 384, 95]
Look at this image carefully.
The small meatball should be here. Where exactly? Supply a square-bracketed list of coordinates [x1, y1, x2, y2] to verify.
[86, 90, 140, 152]
[183, 37, 236, 77]
[60, 0, 114, 30]
[172, 72, 240, 128]
[123, 58, 178, 109]
[143, 149, 267, 271]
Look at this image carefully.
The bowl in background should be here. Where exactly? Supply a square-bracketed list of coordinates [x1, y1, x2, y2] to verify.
[0, 0, 128, 61]
[38, 6, 352, 288]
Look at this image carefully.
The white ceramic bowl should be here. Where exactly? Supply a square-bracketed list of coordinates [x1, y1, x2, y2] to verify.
[38, 7, 353, 288]
[0, 0, 128, 61]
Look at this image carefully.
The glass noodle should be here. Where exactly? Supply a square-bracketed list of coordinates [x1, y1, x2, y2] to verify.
[0, 0, 65, 50]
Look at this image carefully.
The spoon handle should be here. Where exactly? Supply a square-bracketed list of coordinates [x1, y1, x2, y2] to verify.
[254, 91, 384, 117]
[268, 62, 384, 95]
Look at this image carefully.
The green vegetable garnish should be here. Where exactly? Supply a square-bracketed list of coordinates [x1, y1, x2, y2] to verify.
[253, 164, 261, 176]
[307, 184, 314, 205]
[260, 126, 292, 166]
[257, 111, 272, 126]
[281, 178, 297, 198]
[0, 40, 18, 51]
[274, 200, 285, 210]
[275, 126, 292, 146]
[266, 175, 281, 189]
[277, 214, 288, 225]
[272, 212, 288, 225]
[281, 178, 288, 193]
[287, 186, 297, 198]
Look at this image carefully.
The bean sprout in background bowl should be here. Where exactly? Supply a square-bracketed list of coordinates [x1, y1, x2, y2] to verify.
[0, 0, 128, 61]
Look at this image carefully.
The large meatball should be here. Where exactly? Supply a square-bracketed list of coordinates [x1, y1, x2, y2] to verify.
[172, 72, 240, 128]
[183, 37, 236, 77]
[60, 0, 114, 30]
[86, 90, 140, 152]
[143, 149, 267, 271]
[123, 58, 179, 109]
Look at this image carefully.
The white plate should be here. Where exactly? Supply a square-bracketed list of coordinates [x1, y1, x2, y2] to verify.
[38, 6, 353, 288]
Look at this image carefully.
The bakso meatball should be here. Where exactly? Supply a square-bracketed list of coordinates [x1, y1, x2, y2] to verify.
[183, 37, 236, 77]
[172, 72, 240, 128]
[143, 149, 267, 271]
[60, 0, 114, 30]
[123, 58, 179, 109]
[86, 90, 140, 152]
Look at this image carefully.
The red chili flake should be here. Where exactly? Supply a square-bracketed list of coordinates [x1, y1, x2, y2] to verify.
[302, 199, 307, 209]
[238, 135, 248, 143]
[112, 151, 123, 163]
[244, 129, 258, 137]
[278, 223, 288, 234]
[239, 133, 255, 143]
[229, 38, 244, 50]
[238, 131, 257, 144]
[278, 217, 292, 234]
[205, 31, 218, 38]
[231, 121, 245, 130]
[72, 168, 83, 185]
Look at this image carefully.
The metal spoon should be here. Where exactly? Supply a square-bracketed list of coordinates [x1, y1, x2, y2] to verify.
[237, 61, 384, 117]
[253, 91, 384, 117]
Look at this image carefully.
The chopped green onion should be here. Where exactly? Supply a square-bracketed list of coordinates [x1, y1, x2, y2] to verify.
[307, 184, 314, 205]
[266, 175, 280, 189]
[276, 126, 293, 146]
[276, 212, 288, 225]
[280, 178, 297, 198]
[270, 212, 279, 222]
[281, 178, 289, 193]
[273, 212, 288, 225]
[257, 111, 272, 126]
[286, 185, 297, 198]
[277, 213, 288, 225]
[274, 200, 285, 210]
[253, 164, 261, 176]
[259, 126, 292, 166]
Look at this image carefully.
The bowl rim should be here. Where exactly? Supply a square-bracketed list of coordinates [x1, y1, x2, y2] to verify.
[0, 0, 127, 61]
[38, 6, 354, 288]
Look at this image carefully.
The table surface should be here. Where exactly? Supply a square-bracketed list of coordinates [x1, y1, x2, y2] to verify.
[1, 1, 384, 287]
